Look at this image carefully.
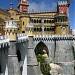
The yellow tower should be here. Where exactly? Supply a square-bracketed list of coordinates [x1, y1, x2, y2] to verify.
[5, 20, 17, 41]
[26, 22, 34, 36]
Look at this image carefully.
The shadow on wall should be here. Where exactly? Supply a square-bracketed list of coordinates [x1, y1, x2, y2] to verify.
[16, 42, 28, 75]
[0, 47, 8, 75]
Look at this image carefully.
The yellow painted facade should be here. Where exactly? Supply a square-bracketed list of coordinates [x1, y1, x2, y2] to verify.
[5, 28, 17, 41]
[0, 6, 71, 36]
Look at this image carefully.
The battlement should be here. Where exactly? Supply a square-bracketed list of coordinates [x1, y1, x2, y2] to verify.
[17, 33, 28, 43]
[33, 35, 75, 41]
[5, 20, 17, 28]
[58, 1, 68, 6]
[0, 35, 10, 48]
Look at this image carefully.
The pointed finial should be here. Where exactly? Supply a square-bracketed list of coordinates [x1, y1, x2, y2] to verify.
[10, 3, 13, 9]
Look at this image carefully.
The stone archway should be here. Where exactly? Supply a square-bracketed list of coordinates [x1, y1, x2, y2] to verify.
[34, 41, 51, 75]
[34, 41, 49, 56]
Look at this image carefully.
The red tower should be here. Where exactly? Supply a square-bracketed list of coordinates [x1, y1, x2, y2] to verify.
[57, 0, 70, 14]
[18, 0, 29, 13]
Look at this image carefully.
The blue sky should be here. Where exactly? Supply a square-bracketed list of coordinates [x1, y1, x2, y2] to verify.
[0, 0, 75, 30]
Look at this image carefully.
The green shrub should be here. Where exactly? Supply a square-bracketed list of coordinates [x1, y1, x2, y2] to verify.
[36, 54, 51, 75]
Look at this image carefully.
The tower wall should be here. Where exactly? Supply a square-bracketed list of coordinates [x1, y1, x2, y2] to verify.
[16, 41, 28, 75]
[27, 36, 42, 75]
[18, 0, 29, 13]
[0, 48, 8, 75]
[5, 20, 21, 75]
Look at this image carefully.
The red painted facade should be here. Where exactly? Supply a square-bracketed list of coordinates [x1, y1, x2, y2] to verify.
[59, 6, 68, 14]
[18, 0, 29, 13]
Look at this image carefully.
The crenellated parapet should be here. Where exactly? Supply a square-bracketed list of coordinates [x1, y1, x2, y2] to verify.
[0, 35, 10, 48]
[33, 35, 75, 41]
[58, 1, 68, 6]
[17, 33, 28, 43]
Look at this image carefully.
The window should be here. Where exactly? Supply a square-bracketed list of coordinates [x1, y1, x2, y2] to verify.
[23, 8, 26, 11]
[47, 20, 48, 23]
[44, 20, 46, 23]
[11, 13, 14, 16]
[23, 22, 24, 25]
[47, 28, 49, 31]
[44, 28, 46, 31]
[22, 31, 25, 33]
[34, 19, 36, 23]
[34, 28, 36, 31]
[39, 28, 42, 31]
[51, 27, 55, 31]
[39, 20, 41, 23]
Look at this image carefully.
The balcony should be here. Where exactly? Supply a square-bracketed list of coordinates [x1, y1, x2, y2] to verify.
[55, 22, 69, 25]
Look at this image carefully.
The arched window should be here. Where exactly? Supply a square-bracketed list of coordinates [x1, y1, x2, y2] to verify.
[39, 20, 41, 23]
[34, 19, 36, 23]
[23, 21, 24, 25]
[51, 27, 55, 31]
[39, 28, 42, 31]
[44, 20, 46, 23]
[44, 28, 46, 31]
[47, 20, 48, 23]
[47, 28, 49, 31]
[22, 31, 25, 33]
[34, 28, 36, 31]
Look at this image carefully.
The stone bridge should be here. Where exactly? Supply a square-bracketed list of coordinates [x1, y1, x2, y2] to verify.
[0, 34, 75, 75]
[0, 19, 75, 75]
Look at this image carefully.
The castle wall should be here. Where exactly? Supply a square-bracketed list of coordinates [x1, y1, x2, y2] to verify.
[55, 39, 74, 75]
[33, 37, 55, 62]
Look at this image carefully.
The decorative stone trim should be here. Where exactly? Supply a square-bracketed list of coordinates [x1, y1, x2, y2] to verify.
[33, 35, 75, 41]
[8, 55, 17, 57]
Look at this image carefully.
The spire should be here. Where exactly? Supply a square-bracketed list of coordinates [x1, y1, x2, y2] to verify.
[10, 3, 13, 9]
[67, 0, 70, 5]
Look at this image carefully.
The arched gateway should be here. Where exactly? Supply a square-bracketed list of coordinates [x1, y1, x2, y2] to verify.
[34, 42, 49, 56]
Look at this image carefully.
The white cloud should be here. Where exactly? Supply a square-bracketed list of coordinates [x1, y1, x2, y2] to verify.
[28, 1, 57, 12]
